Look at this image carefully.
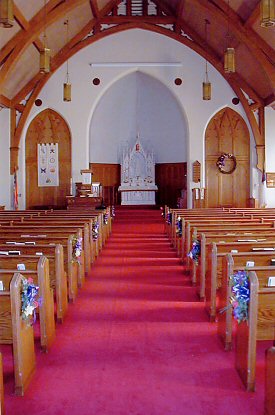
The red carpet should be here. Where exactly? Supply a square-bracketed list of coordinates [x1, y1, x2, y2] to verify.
[2, 208, 266, 414]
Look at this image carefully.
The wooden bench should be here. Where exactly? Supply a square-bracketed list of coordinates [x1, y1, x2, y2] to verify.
[0, 255, 55, 352]
[205, 239, 275, 321]
[233, 270, 275, 391]
[0, 272, 36, 396]
[185, 223, 275, 263]
[176, 215, 262, 255]
[0, 244, 67, 323]
[217, 260, 275, 350]
[0, 226, 86, 285]
[196, 232, 275, 299]
[0, 233, 79, 302]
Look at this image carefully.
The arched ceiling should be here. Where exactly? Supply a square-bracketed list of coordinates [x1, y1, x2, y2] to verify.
[0, 0, 274, 108]
[0, 0, 274, 175]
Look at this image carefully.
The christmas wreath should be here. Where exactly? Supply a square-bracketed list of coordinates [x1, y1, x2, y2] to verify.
[216, 153, 237, 174]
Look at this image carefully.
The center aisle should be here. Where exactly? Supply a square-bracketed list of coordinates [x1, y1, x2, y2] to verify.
[5, 208, 264, 415]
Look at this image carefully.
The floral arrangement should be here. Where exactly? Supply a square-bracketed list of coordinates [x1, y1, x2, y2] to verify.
[103, 213, 108, 225]
[216, 153, 237, 174]
[111, 206, 115, 218]
[92, 221, 99, 241]
[21, 277, 40, 326]
[166, 211, 172, 225]
[176, 216, 182, 237]
[72, 235, 82, 263]
[230, 270, 250, 323]
[188, 239, 200, 264]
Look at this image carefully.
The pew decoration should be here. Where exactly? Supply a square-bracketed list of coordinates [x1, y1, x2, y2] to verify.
[216, 153, 237, 174]
[92, 221, 99, 240]
[166, 211, 172, 225]
[21, 277, 40, 326]
[188, 239, 201, 264]
[230, 270, 250, 323]
[176, 216, 182, 237]
[72, 235, 82, 263]
[103, 213, 109, 225]
[160, 206, 164, 217]
[111, 206, 115, 218]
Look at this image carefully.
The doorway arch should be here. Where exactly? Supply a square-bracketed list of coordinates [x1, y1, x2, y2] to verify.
[205, 107, 250, 208]
[25, 108, 72, 208]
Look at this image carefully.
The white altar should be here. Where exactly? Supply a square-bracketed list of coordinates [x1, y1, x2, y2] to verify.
[118, 140, 158, 205]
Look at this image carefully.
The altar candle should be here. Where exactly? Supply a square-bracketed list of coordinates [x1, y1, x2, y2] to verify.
[70, 177, 73, 195]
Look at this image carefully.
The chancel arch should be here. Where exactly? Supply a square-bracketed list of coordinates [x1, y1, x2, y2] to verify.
[89, 71, 188, 207]
[205, 107, 250, 208]
[25, 109, 72, 209]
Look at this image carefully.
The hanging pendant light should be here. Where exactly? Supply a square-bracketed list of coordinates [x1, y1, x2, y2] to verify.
[203, 19, 211, 100]
[224, 1, 236, 73]
[40, 0, 51, 73]
[260, 0, 275, 27]
[63, 79, 71, 102]
[63, 19, 71, 102]
[224, 47, 235, 73]
[0, 0, 14, 28]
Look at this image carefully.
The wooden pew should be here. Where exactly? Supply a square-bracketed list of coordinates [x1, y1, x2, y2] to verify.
[265, 346, 275, 415]
[205, 240, 275, 321]
[0, 233, 79, 302]
[45, 209, 105, 253]
[233, 270, 275, 391]
[0, 226, 86, 285]
[0, 244, 67, 324]
[0, 256, 55, 352]
[197, 233, 275, 300]
[217, 252, 275, 348]
[0, 272, 36, 396]
[185, 222, 275, 263]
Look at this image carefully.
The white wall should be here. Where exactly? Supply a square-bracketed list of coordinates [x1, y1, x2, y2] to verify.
[16, 29, 257, 207]
[90, 71, 187, 163]
[0, 109, 11, 209]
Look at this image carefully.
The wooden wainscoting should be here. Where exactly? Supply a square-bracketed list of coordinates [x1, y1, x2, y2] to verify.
[90, 163, 120, 205]
[26, 109, 71, 209]
[155, 162, 187, 208]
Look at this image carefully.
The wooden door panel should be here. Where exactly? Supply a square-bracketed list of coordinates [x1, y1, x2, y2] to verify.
[205, 108, 250, 208]
[26, 109, 71, 209]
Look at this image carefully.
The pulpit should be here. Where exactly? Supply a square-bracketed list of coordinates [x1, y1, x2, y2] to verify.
[66, 169, 103, 208]
[118, 139, 158, 205]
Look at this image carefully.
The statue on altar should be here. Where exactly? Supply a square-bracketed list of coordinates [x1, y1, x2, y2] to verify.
[118, 138, 158, 205]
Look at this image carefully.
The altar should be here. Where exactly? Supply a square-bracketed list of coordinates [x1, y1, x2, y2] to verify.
[118, 140, 158, 205]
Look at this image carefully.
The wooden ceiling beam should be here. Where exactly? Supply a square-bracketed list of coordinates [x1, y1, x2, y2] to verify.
[175, 0, 185, 33]
[0, 0, 65, 65]
[13, 3, 44, 52]
[0, 95, 11, 108]
[0, 0, 87, 90]
[89, 0, 99, 18]
[244, 3, 260, 28]
[193, 0, 275, 90]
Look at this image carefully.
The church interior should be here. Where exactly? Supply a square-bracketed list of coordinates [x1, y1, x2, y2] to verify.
[0, 0, 275, 414]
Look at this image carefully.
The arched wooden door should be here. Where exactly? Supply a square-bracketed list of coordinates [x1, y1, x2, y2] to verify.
[25, 109, 71, 208]
[205, 107, 250, 208]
